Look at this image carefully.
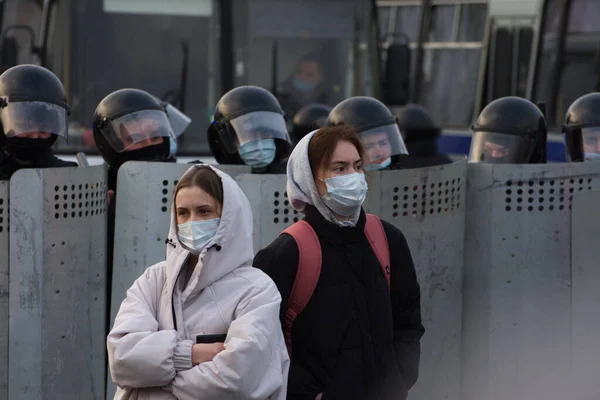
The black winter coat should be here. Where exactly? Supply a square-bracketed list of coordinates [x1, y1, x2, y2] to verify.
[254, 206, 424, 400]
[0, 150, 77, 180]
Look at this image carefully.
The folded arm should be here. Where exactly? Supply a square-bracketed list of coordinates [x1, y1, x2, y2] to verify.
[172, 278, 288, 400]
[107, 268, 194, 389]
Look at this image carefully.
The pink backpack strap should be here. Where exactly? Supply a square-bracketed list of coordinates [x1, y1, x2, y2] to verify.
[280, 221, 322, 356]
[364, 214, 391, 288]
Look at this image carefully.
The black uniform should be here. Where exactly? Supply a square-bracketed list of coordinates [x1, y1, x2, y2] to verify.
[395, 104, 453, 168]
[0, 64, 76, 180]
[208, 86, 292, 174]
[254, 206, 424, 400]
[93, 88, 177, 334]
[0, 150, 75, 180]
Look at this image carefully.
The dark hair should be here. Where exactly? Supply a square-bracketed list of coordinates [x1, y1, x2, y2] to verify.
[174, 166, 224, 208]
[308, 125, 366, 177]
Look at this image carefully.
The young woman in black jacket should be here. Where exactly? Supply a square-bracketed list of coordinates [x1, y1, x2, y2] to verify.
[254, 125, 424, 400]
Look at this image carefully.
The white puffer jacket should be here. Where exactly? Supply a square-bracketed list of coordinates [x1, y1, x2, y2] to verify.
[107, 165, 290, 400]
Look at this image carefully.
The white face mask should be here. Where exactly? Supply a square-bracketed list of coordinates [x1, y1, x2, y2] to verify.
[364, 157, 391, 171]
[177, 218, 220, 253]
[320, 173, 368, 217]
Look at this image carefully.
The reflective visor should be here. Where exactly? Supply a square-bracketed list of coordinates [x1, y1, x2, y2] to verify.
[228, 111, 289, 147]
[1, 101, 68, 139]
[468, 132, 533, 164]
[581, 127, 600, 159]
[359, 123, 408, 166]
[106, 109, 174, 152]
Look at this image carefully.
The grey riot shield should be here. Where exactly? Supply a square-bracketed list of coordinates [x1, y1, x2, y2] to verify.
[363, 160, 466, 400]
[0, 181, 8, 400]
[8, 166, 107, 400]
[571, 189, 600, 399]
[462, 162, 600, 400]
[236, 174, 300, 251]
[107, 161, 249, 399]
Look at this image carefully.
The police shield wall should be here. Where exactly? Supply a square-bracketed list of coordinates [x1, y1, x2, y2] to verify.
[0, 181, 8, 400]
[236, 173, 299, 251]
[8, 166, 107, 400]
[107, 161, 249, 400]
[571, 189, 600, 399]
[363, 160, 467, 400]
[462, 162, 600, 400]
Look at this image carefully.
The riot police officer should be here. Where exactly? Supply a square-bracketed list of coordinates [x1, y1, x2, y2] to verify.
[290, 103, 331, 146]
[327, 96, 408, 171]
[469, 96, 547, 164]
[208, 85, 291, 174]
[0, 64, 76, 180]
[93, 88, 179, 192]
[396, 104, 453, 167]
[563, 92, 600, 161]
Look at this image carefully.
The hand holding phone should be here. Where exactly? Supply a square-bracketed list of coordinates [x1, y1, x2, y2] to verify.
[192, 342, 225, 365]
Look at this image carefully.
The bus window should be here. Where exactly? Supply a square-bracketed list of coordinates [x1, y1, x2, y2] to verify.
[534, 0, 600, 126]
[233, 0, 379, 120]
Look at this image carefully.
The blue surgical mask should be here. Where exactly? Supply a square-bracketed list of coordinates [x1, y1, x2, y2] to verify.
[177, 218, 220, 253]
[364, 157, 391, 171]
[239, 139, 276, 168]
[321, 173, 368, 217]
[293, 78, 316, 93]
[169, 136, 178, 158]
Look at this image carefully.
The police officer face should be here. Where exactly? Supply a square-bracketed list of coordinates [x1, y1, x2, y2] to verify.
[483, 140, 510, 159]
[361, 131, 392, 165]
[315, 140, 364, 197]
[583, 132, 600, 154]
[118, 118, 165, 152]
[17, 132, 52, 139]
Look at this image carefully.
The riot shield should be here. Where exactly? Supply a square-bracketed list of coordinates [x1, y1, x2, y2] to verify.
[363, 160, 466, 400]
[236, 174, 299, 251]
[8, 166, 107, 400]
[0, 181, 8, 400]
[571, 189, 600, 399]
[107, 162, 249, 400]
[462, 162, 600, 400]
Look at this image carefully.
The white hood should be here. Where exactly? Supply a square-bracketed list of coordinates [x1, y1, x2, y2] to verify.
[286, 130, 361, 225]
[164, 164, 254, 296]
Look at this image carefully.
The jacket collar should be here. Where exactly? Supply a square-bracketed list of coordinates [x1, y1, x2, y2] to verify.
[304, 205, 366, 245]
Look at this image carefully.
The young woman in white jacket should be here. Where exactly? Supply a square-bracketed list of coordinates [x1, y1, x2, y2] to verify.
[107, 164, 290, 400]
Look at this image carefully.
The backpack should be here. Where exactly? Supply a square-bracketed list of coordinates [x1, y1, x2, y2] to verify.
[280, 213, 391, 356]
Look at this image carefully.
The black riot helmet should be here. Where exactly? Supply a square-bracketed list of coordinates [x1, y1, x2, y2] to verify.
[469, 96, 547, 164]
[208, 86, 291, 168]
[0, 64, 69, 160]
[562, 93, 600, 161]
[93, 89, 173, 168]
[327, 96, 408, 171]
[291, 103, 331, 144]
[396, 104, 441, 143]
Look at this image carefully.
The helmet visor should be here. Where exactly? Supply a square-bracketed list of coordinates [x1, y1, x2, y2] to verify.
[165, 103, 192, 137]
[228, 111, 289, 150]
[581, 127, 600, 159]
[359, 123, 408, 166]
[468, 132, 533, 164]
[106, 109, 175, 153]
[1, 101, 68, 139]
